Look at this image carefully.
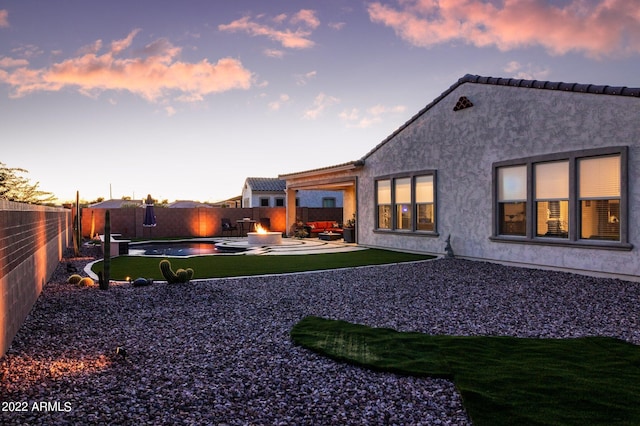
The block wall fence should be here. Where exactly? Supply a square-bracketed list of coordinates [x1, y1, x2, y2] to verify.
[0, 204, 339, 357]
[81, 207, 343, 239]
[0, 200, 72, 357]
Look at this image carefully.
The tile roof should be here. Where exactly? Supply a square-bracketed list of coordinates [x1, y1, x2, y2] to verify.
[168, 200, 212, 208]
[460, 74, 640, 96]
[245, 177, 286, 192]
[89, 199, 143, 208]
[362, 74, 640, 161]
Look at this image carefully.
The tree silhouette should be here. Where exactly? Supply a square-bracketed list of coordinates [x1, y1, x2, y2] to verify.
[0, 162, 55, 204]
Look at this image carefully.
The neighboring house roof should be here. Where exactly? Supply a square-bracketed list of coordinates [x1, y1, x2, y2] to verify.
[245, 177, 286, 192]
[362, 74, 640, 161]
[212, 195, 241, 203]
[168, 200, 212, 208]
[89, 199, 143, 208]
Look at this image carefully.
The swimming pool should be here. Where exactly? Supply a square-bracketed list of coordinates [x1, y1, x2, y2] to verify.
[128, 241, 245, 256]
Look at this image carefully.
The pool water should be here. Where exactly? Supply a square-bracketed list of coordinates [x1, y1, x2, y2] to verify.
[128, 241, 241, 256]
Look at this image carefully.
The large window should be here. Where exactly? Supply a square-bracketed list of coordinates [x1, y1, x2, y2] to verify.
[579, 155, 621, 241]
[535, 161, 569, 238]
[492, 147, 629, 249]
[416, 175, 434, 231]
[376, 171, 437, 234]
[395, 178, 412, 230]
[497, 165, 527, 236]
[377, 180, 391, 229]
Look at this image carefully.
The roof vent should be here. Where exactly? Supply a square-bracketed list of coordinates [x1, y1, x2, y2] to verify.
[453, 96, 473, 111]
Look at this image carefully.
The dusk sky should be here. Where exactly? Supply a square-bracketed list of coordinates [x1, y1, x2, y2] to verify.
[1, 1, 639, 204]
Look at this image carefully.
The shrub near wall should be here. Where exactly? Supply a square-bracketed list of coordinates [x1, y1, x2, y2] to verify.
[0, 200, 72, 357]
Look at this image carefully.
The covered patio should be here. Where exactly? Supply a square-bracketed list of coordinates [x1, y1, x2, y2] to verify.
[279, 161, 363, 240]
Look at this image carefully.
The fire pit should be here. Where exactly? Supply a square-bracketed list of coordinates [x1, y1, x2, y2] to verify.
[247, 224, 282, 245]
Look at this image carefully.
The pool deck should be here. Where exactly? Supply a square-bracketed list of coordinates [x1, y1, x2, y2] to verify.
[214, 236, 365, 255]
[83, 237, 366, 282]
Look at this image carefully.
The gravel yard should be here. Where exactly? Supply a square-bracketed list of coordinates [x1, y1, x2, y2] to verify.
[1, 251, 639, 425]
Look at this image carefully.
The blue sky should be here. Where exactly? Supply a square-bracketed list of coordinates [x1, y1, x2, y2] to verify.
[1, 0, 639, 203]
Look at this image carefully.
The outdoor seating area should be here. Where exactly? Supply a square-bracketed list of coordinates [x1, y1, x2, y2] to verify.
[304, 220, 343, 237]
[221, 218, 238, 236]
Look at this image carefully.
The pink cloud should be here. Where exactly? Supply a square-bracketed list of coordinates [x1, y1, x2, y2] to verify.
[291, 9, 320, 29]
[329, 22, 346, 31]
[268, 93, 290, 111]
[111, 28, 140, 54]
[368, 0, 640, 58]
[503, 60, 550, 80]
[264, 48, 285, 58]
[219, 10, 318, 49]
[0, 30, 253, 101]
[0, 9, 8, 28]
[295, 70, 317, 86]
[12, 44, 43, 59]
[340, 103, 407, 128]
[303, 93, 340, 119]
[0, 57, 29, 68]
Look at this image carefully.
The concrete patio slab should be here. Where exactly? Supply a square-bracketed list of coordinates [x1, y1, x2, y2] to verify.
[215, 237, 365, 255]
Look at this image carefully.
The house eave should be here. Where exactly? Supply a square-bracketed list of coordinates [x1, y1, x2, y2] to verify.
[278, 160, 364, 180]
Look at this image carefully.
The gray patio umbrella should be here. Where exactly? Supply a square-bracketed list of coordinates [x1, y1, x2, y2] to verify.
[143, 194, 157, 230]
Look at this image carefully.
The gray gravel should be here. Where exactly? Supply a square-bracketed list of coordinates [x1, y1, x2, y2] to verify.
[1, 251, 639, 425]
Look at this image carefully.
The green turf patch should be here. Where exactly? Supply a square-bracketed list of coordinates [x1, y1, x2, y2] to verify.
[91, 249, 433, 280]
[291, 316, 640, 426]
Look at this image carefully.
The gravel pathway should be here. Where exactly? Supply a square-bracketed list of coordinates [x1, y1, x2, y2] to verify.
[1, 251, 639, 425]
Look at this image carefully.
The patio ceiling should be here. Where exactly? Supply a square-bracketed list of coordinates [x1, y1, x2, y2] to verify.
[279, 160, 362, 191]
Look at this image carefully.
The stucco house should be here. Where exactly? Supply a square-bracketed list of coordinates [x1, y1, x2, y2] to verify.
[280, 74, 640, 281]
[242, 177, 343, 208]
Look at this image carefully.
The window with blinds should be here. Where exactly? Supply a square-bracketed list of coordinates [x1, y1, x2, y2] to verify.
[416, 175, 434, 231]
[395, 178, 412, 230]
[376, 180, 391, 229]
[535, 161, 569, 238]
[498, 165, 527, 236]
[579, 155, 621, 241]
[375, 171, 437, 233]
[493, 147, 627, 248]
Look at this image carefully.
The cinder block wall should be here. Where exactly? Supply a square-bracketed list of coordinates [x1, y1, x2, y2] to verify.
[0, 200, 71, 357]
[81, 206, 329, 239]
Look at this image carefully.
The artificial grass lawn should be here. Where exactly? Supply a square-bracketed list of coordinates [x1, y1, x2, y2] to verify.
[291, 316, 640, 426]
[91, 249, 433, 280]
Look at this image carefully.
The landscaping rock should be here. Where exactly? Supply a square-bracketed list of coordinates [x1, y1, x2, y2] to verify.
[1, 252, 638, 425]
